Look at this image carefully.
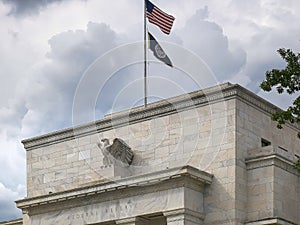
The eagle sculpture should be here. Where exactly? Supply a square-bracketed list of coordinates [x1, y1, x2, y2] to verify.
[97, 138, 134, 166]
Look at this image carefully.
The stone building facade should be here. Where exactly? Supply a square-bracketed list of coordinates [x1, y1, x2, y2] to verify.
[11, 83, 300, 224]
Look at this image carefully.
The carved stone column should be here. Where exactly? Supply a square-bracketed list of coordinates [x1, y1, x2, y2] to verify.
[164, 209, 204, 225]
[116, 217, 149, 225]
[22, 210, 29, 225]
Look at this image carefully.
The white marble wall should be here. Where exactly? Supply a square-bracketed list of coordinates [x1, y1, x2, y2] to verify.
[27, 187, 187, 225]
[23, 85, 300, 225]
[25, 97, 238, 225]
[237, 98, 300, 224]
[27, 99, 235, 201]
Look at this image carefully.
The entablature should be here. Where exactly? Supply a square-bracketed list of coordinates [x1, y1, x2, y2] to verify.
[16, 165, 213, 211]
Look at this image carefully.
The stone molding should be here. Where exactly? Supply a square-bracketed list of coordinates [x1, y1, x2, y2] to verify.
[16, 165, 213, 210]
[0, 219, 23, 225]
[163, 208, 205, 223]
[115, 217, 148, 225]
[21, 83, 299, 151]
[245, 217, 297, 225]
[247, 145, 297, 162]
[245, 154, 300, 176]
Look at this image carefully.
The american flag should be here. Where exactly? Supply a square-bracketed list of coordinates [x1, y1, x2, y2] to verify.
[145, 0, 175, 35]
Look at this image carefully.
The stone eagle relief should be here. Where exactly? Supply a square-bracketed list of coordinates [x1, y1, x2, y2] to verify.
[97, 138, 134, 166]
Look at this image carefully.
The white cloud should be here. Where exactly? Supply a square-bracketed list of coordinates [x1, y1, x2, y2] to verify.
[0, 133, 25, 188]
[18, 21, 123, 135]
[0, 2, 127, 220]
[206, 0, 300, 90]
[2, 0, 64, 16]
[0, 182, 25, 221]
[178, 7, 247, 79]
[258, 90, 298, 110]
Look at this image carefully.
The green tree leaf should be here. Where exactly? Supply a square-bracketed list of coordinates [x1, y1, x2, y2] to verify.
[260, 48, 300, 170]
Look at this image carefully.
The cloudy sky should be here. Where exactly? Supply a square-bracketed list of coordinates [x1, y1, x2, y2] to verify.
[0, 0, 300, 221]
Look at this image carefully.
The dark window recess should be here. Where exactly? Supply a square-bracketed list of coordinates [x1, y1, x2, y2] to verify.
[261, 138, 271, 147]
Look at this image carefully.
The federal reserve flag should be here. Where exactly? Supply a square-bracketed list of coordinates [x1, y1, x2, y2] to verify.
[148, 32, 173, 67]
[145, 0, 175, 35]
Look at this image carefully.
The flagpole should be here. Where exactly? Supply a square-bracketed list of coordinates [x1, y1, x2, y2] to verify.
[144, 0, 147, 108]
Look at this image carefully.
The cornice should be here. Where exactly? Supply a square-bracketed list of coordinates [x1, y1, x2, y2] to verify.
[235, 86, 300, 132]
[16, 165, 213, 210]
[245, 154, 300, 176]
[245, 217, 297, 225]
[0, 219, 23, 225]
[21, 83, 299, 150]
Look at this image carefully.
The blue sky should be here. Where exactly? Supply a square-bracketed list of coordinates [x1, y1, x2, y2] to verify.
[0, 0, 300, 221]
